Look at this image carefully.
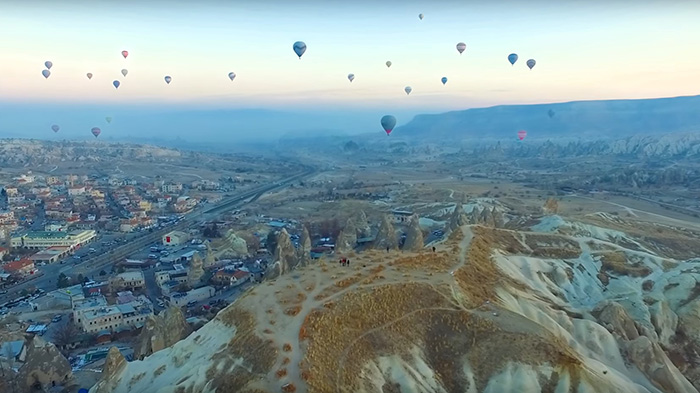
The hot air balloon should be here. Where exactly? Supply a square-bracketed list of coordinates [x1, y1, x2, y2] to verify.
[381, 115, 397, 136]
[347, 73, 355, 82]
[441, 77, 448, 85]
[293, 41, 307, 59]
[91, 127, 101, 138]
[106, 117, 113, 124]
[404, 86, 412, 95]
[45, 61, 53, 70]
[456, 42, 466, 54]
[386, 61, 392, 68]
[548, 109, 555, 119]
[86, 73, 93, 80]
[518, 130, 527, 140]
[121, 69, 128, 77]
[164, 76, 172, 84]
[51, 125, 60, 133]
[418, 13, 424, 20]
[526, 59, 536, 70]
[228, 72, 236, 81]
[122, 50, 129, 59]
[508, 53, 518, 66]
[113, 80, 120, 89]
[42, 70, 51, 79]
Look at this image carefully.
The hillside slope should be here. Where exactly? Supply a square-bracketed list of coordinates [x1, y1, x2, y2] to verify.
[91, 207, 700, 393]
[395, 94, 700, 141]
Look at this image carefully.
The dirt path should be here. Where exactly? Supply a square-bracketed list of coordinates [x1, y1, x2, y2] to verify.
[242, 224, 479, 393]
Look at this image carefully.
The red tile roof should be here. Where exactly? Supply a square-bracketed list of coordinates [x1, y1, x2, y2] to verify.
[3, 259, 34, 272]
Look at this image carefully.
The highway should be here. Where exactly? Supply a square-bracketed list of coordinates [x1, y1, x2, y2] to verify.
[0, 166, 316, 303]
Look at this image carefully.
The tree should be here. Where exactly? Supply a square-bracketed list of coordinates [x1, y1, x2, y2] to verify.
[53, 322, 81, 348]
[75, 274, 85, 285]
[266, 231, 278, 254]
[57, 273, 70, 289]
[99, 270, 107, 276]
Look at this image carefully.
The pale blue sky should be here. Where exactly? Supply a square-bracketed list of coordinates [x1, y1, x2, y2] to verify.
[1, 0, 699, 142]
[2, 0, 699, 111]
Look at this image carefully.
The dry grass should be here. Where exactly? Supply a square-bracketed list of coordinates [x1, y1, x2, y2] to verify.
[390, 251, 454, 272]
[285, 306, 302, 317]
[275, 368, 288, 378]
[453, 226, 526, 306]
[282, 343, 292, 352]
[153, 365, 166, 377]
[207, 309, 277, 393]
[300, 283, 454, 392]
[281, 383, 297, 392]
[597, 252, 652, 278]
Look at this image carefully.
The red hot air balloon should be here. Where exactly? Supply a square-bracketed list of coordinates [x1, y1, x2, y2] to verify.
[517, 130, 527, 140]
[122, 50, 129, 59]
[91, 127, 101, 138]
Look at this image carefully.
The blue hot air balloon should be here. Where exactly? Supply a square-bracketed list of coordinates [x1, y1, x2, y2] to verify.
[42, 69, 51, 79]
[293, 41, 307, 59]
[526, 59, 536, 70]
[45, 61, 53, 69]
[381, 115, 397, 136]
[113, 80, 120, 89]
[508, 53, 518, 66]
[441, 77, 448, 85]
[164, 76, 172, 84]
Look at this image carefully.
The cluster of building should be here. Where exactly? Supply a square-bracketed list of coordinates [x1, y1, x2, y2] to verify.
[0, 172, 229, 241]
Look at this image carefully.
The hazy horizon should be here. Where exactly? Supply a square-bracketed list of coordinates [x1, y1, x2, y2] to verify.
[1, 0, 700, 142]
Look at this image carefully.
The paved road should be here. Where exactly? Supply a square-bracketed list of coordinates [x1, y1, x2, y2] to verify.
[0, 166, 316, 304]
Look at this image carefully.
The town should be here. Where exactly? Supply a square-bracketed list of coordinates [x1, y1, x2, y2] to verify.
[0, 166, 310, 389]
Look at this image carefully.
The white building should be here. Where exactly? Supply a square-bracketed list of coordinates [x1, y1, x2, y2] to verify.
[10, 230, 96, 251]
[168, 286, 215, 307]
[163, 230, 190, 246]
[72, 294, 153, 334]
[110, 271, 146, 291]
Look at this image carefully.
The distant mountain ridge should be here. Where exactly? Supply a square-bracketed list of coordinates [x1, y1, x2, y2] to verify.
[395, 94, 700, 140]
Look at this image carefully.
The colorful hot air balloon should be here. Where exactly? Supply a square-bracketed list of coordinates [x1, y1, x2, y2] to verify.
[228, 72, 236, 81]
[508, 53, 518, 66]
[164, 76, 172, 84]
[113, 80, 120, 89]
[518, 130, 527, 140]
[404, 86, 412, 95]
[51, 125, 60, 133]
[86, 73, 93, 80]
[381, 115, 397, 136]
[548, 109, 555, 119]
[42, 69, 51, 79]
[526, 59, 536, 70]
[347, 73, 355, 82]
[106, 117, 112, 124]
[293, 41, 307, 59]
[122, 50, 129, 59]
[91, 127, 101, 138]
[441, 77, 448, 85]
[121, 69, 128, 77]
[45, 61, 53, 70]
[456, 42, 466, 54]
[418, 13, 424, 20]
[386, 61, 392, 68]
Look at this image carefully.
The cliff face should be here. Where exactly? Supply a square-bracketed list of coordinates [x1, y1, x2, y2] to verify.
[355, 210, 372, 238]
[211, 230, 249, 259]
[336, 217, 357, 253]
[16, 336, 72, 392]
[373, 215, 398, 250]
[271, 228, 297, 277]
[92, 347, 127, 393]
[134, 306, 192, 360]
[402, 214, 424, 251]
